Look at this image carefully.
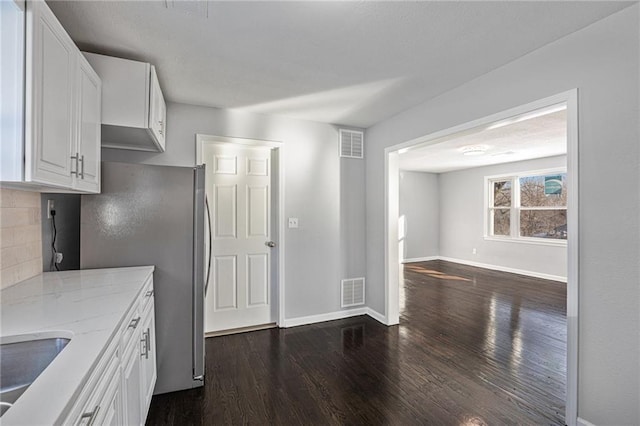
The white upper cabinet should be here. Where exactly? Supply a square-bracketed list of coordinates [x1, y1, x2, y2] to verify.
[26, 0, 76, 188]
[74, 54, 102, 193]
[1, 0, 26, 182]
[148, 66, 166, 150]
[83, 53, 167, 153]
[0, 0, 101, 193]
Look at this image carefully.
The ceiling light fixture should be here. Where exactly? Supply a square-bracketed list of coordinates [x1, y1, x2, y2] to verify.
[460, 145, 488, 156]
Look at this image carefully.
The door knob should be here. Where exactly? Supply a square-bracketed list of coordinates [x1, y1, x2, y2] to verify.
[265, 241, 276, 248]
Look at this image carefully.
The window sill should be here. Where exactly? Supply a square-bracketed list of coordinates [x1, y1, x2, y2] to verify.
[483, 236, 567, 247]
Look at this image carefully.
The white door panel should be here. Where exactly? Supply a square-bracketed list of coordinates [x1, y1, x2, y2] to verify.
[247, 254, 268, 307]
[214, 255, 237, 310]
[214, 185, 237, 238]
[247, 185, 268, 237]
[204, 144, 273, 332]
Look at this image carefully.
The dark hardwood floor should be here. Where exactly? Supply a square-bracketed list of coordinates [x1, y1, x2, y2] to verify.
[147, 260, 566, 425]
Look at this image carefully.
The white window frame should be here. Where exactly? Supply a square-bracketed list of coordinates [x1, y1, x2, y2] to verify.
[484, 167, 567, 247]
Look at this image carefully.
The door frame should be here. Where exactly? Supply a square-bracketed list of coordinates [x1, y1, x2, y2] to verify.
[196, 134, 286, 327]
[383, 89, 579, 426]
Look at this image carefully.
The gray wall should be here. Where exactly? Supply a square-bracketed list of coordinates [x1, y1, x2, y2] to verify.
[102, 103, 366, 319]
[340, 159, 366, 279]
[365, 5, 639, 424]
[40, 194, 81, 271]
[439, 156, 567, 278]
[398, 171, 439, 261]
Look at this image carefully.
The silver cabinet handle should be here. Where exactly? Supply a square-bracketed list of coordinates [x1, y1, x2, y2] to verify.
[140, 330, 147, 358]
[140, 328, 150, 359]
[80, 405, 100, 426]
[128, 316, 141, 329]
[70, 153, 79, 176]
[146, 327, 151, 359]
[145, 290, 154, 297]
[266, 241, 276, 248]
[79, 155, 85, 179]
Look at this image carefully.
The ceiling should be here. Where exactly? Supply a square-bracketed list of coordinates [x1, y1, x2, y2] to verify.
[398, 108, 567, 174]
[47, 1, 631, 128]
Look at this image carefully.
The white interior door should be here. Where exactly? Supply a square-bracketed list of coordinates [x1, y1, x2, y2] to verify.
[203, 143, 274, 333]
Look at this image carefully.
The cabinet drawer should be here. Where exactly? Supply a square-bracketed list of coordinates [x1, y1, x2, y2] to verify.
[63, 338, 119, 425]
[120, 303, 141, 351]
[74, 353, 119, 426]
[139, 275, 154, 314]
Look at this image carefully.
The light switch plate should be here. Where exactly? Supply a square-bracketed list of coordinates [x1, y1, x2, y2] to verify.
[288, 218, 299, 228]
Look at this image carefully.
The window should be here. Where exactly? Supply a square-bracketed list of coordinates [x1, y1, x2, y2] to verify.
[487, 170, 567, 243]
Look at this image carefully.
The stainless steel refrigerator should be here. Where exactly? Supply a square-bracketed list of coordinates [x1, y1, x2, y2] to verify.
[80, 162, 209, 394]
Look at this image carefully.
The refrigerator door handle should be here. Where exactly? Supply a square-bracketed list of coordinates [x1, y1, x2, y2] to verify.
[205, 195, 212, 297]
[192, 165, 206, 383]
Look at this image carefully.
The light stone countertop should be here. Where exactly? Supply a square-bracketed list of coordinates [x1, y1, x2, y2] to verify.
[0, 266, 155, 425]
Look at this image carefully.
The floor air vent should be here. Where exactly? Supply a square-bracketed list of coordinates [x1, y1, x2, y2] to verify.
[341, 277, 365, 307]
[339, 129, 364, 159]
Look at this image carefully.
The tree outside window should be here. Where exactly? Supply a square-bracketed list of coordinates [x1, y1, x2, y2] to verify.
[488, 171, 567, 241]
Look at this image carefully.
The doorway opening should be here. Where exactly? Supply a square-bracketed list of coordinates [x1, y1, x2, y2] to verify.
[384, 90, 578, 425]
[196, 134, 285, 335]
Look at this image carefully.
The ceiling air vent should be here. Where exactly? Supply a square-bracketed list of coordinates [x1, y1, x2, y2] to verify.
[339, 129, 364, 159]
[341, 277, 365, 307]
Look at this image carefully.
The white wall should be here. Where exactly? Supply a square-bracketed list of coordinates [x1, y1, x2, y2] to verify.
[439, 156, 566, 279]
[365, 5, 639, 425]
[398, 171, 439, 261]
[102, 103, 366, 319]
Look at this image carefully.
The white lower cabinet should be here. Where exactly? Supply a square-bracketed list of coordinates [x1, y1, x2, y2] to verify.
[99, 372, 123, 426]
[139, 303, 157, 419]
[122, 333, 142, 426]
[64, 277, 156, 425]
[72, 347, 119, 426]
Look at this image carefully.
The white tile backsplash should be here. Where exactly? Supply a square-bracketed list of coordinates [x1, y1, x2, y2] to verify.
[0, 189, 42, 289]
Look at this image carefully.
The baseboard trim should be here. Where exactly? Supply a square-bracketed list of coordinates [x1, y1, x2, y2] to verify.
[280, 257, 563, 330]
[282, 308, 368, 328]
[401, 256, 439, 264]
[437, 256, 567, 283]
[282, 307, 393, 328]
[577, 418, 597, 426]
[366, 308, 387, 325]
[206, 323, 276, 337]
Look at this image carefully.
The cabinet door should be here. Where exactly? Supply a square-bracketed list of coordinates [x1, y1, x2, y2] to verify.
[148, 66, 166, 151]
[26, 0, 76, 187]
[139, 304, 157, 418]
[94, 368, 122, 426]
[122, 340, 142, 426]
[74, 54, 101, 193]
[72, 347, 119, 426]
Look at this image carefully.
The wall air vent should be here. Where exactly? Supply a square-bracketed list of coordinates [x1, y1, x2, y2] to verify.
[339, 129, 364, 159]
[341, 277, 365, 307]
